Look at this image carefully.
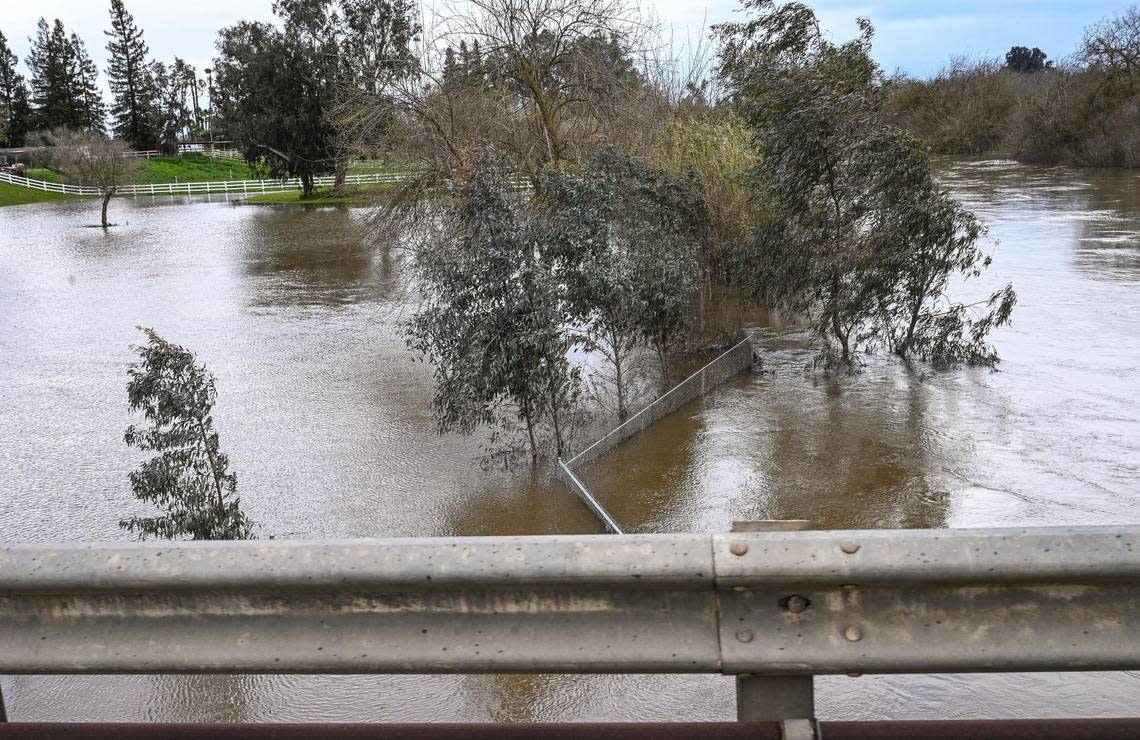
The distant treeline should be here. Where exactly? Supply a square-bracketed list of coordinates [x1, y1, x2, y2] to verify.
[887, 7, 1140, 167]
[0, 1, 207, 152]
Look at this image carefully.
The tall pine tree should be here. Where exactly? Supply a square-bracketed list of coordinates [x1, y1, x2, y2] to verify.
[70, 33, 105, 132]
[26, 18, 103, 132]
[0, 30, 32, 146]
[105, 0, 157, 149]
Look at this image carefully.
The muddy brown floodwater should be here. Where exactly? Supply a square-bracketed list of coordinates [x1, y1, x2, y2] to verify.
[1, 159, 1139, 721]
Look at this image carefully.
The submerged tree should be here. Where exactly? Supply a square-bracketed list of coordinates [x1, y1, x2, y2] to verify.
[121, 328, 254, 540]
[543, 151, 703, 410]
[718, 0, 1015, 369]
[408, 164, 582, 464]
[42, 128, 142, 227]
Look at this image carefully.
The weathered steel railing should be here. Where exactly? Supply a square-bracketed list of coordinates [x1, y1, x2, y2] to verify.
[2, 526, 1139, 732]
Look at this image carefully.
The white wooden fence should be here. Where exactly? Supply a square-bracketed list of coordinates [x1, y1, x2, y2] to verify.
[0, 170, 409, 198]
[121, 147, 243, 160]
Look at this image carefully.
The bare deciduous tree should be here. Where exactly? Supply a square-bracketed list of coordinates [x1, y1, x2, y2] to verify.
[42, 128, 142, 227]
[1081, 5, 1140, 81]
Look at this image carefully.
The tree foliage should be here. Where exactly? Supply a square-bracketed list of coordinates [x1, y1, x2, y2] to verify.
[718, 0, 1015, 369]
[213, 0, 419, 196]
[121, 328, 254, 541]
[408, 164, 581, 463]
[408, 150, 704, 462]
[1005, 46, 1049, 74]
[543, 151, 703, 404]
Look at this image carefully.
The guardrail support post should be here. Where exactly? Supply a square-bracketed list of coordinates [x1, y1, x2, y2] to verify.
[735, 674, 814, 722]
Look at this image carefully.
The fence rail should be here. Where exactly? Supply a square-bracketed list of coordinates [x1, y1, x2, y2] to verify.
[0, 170, 409, 198]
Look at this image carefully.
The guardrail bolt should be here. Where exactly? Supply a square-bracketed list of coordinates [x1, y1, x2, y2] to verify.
[730, 543, 749, 556]
[840, 543, 861, 554]
[735, 629, 755, 643]
[786, 595, 809, 613]
[844, 625, 863, 642]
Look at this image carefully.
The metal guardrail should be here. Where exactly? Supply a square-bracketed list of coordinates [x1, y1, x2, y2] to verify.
[2, 526, 1139, 711]
[556, 458, 624, 534]
[0, 170, 410, 198]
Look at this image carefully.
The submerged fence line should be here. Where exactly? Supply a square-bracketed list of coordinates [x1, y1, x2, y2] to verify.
[557, 335, 756, 532]
[565, 336, 756, 472]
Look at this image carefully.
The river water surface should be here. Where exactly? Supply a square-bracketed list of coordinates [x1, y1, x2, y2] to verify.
[1, 159, 1138, 721]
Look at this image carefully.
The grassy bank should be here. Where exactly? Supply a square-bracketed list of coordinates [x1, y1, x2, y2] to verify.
[0, 181, 78, 206]
[138, 153, 257, 183]
[244, 183, 396, 206]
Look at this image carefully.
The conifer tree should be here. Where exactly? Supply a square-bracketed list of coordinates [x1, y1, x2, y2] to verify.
[26, 19, 103, 131]
[70, 33, 105, 132]
[0, 31, 32, 146]
[105, 0, 157, 148]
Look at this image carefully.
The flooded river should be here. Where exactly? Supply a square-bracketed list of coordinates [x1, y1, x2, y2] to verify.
[1, 159, 1138, 721]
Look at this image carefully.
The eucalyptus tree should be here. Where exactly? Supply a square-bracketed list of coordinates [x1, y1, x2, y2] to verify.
[718, 0, 1015, 369]
[542, 151, 703, 412]
[121, 328, 254, 541]
[105, 0, 159, 149]
[408, 164, 582, 464]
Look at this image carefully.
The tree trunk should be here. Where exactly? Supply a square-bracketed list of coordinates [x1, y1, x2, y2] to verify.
[301, 173, 314, 199]
[101, 190, 112, 228]
[523, 405, 538, 466]
[610, 327, 627, 421]
[333, 155, 348, 196]
[900, 302, 922, 358]
[656, 339, 670, 393]
[832, 313, 850, 363]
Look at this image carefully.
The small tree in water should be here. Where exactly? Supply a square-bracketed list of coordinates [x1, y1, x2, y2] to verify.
[121, 327, 254, 540]
[42, 128, 143, 227]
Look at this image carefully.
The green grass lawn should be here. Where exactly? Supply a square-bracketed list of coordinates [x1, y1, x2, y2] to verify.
[244, 183, 396, 206]
[25, 168, 63, 183]
[137, 153, 257, 184]
[0, 181, 79, 206]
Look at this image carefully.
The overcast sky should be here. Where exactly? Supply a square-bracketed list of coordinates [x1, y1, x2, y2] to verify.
[1, 0, 1130, 90]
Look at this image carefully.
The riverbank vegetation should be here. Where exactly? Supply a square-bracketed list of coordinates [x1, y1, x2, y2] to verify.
[887, 7, 1140, 167]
